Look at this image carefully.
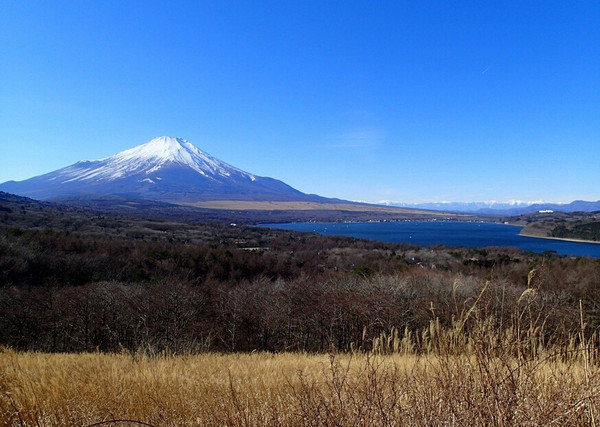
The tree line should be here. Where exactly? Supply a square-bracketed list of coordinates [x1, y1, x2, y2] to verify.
[2, 214, 600, 353]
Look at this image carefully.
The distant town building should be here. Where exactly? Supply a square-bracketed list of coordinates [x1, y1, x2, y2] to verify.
[538, 210, 554, 213]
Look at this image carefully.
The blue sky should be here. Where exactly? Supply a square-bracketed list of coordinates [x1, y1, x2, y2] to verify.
[1, 1, 599, 203]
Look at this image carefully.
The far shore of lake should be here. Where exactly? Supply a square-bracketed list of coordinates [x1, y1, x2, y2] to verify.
[519, 231, 600, 245]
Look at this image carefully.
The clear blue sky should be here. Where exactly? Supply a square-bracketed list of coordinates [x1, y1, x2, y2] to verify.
[1, 1, 599, 203]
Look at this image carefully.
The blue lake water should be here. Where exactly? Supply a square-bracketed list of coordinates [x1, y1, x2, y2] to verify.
[262, 221, 600, 258]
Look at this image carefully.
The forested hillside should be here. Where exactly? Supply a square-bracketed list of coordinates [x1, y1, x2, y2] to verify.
[2, 192, 600, 353]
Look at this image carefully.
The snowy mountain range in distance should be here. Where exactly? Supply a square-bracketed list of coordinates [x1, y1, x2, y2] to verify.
[0, 136, 335, 205]
[376, 200, 600, 215]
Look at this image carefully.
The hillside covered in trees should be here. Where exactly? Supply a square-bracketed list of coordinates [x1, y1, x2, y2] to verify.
[516, 210, 600, 242]
[1, 192, 600, 354]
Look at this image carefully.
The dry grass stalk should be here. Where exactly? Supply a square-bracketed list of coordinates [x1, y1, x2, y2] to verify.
[2, 279, 600, 426]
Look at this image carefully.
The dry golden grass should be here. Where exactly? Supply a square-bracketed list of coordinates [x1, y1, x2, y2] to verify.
[2, 288, 600, 426]
[2, 343, 600, 426]
[182, 200, 449, 215]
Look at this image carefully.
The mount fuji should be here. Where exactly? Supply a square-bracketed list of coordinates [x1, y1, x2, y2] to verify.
[0, 136, 328, 204]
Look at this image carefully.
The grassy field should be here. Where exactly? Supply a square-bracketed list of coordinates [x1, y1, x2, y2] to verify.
[3, 313, 600, 426]
[183, 199, 451, 215]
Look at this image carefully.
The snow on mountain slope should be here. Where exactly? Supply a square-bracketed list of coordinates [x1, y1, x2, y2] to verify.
[0, 136, 320, 203]
[57, 136, 256, 183]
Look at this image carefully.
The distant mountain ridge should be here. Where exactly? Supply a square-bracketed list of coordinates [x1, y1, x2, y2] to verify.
[383, 200, 600, 215]
[0, 136, 332, 204]
[4, 137, 597, 213]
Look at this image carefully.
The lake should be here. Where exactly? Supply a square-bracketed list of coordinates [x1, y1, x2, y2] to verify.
[262, 221, 600, 258]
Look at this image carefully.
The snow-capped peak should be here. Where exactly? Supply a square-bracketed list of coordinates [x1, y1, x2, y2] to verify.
[111, 136, 211, 166]
[59, 136, 256, 183]
[0, 135, 317, 203]
[109, 136, 239, 176]
[113, 136, 194, 164]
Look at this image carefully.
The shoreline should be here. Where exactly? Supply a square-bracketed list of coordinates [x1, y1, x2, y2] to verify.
[519, 232, 600, 245]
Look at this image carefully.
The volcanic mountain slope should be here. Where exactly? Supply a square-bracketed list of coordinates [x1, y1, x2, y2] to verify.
[0, 136, 331, 204]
